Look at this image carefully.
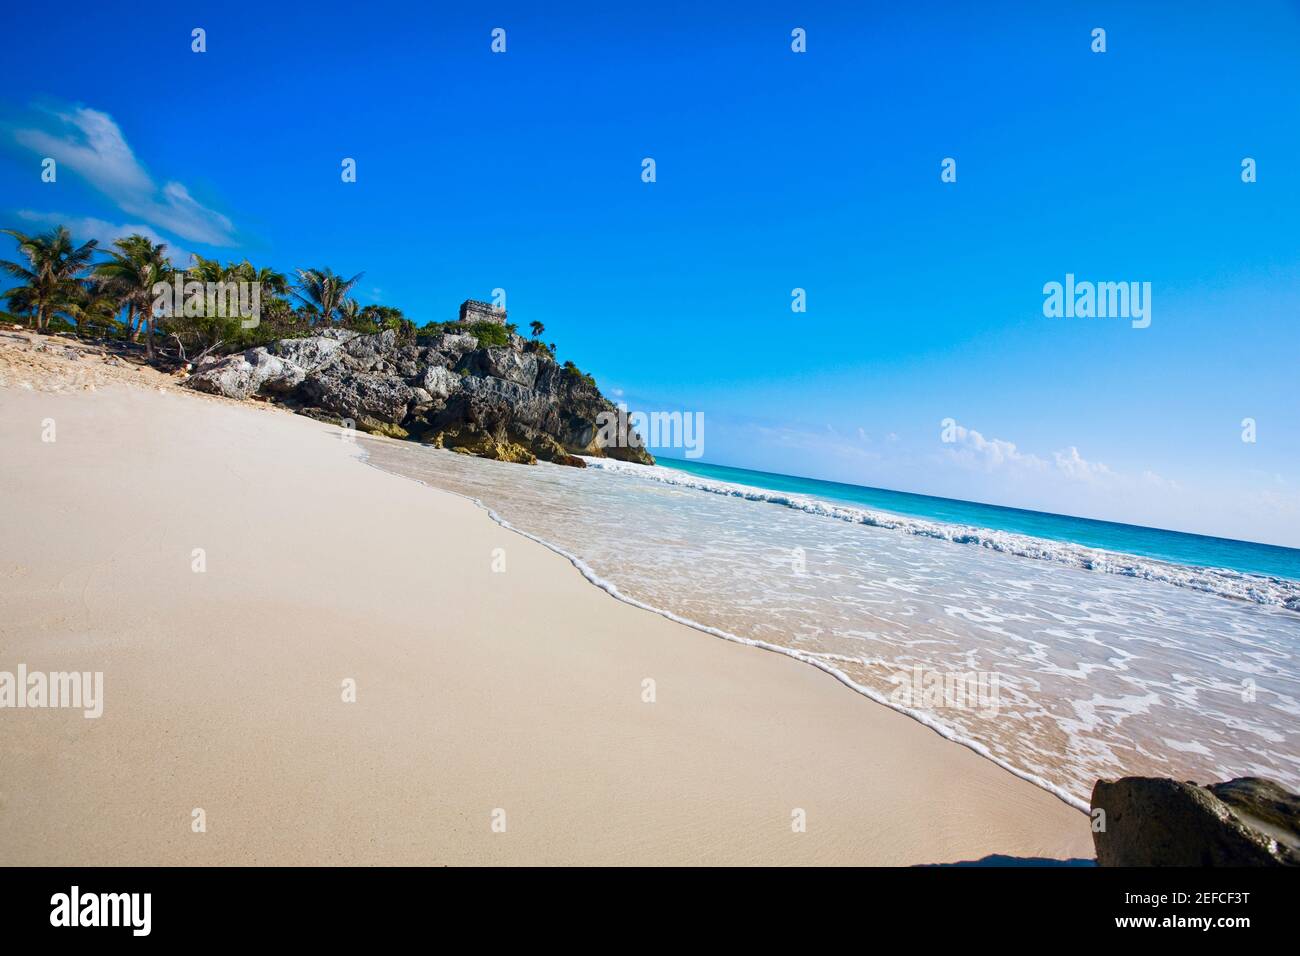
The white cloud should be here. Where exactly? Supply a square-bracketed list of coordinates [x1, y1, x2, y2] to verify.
[942, 421, 1119, 485]
[943, 423, 1047, 474]
[11, 105, 235, 246]
[14, 210, 192, 266]
[1053, 445, 1115, 483]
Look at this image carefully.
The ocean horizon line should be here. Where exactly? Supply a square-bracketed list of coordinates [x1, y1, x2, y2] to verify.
[650, 453, 1300, 574]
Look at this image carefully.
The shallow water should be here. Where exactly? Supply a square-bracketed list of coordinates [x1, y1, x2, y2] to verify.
[361, 439, 1300, 809]
[656, 457, 1300, 585]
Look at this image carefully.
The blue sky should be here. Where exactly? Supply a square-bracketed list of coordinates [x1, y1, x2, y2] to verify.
[2, 1, 1298, 546]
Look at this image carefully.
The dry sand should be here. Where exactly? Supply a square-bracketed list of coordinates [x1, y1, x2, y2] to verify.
[0, 333, 1094, 865]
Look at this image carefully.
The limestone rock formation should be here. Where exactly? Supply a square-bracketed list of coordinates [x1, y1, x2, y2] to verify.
[184, 324, 653, 467]
[186, 348, 305, 400]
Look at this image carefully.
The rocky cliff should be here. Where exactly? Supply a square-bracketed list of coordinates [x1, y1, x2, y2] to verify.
[184, 327, 655, 467]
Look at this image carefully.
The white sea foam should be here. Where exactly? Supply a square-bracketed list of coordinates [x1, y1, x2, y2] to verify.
[358, 438, 1300, 812]
[354, 443, 1092, 812]
[582, 458, 1300, 611]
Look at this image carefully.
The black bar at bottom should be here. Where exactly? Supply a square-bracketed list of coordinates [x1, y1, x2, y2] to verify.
[0, 865, 1289, 941]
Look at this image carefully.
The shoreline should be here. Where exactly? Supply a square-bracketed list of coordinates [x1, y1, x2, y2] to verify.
[359, 440, 1092, 814]
[0, 340, 1094, 865]
[582, 458, 1300, 610]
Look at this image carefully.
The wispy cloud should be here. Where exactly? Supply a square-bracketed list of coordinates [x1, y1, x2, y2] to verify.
[940, 420, 1172, 490]
[1052, 445, 1115, 483]
[942, 422, 1049, 474]
[14, 210, 192, 266]
[10, 105, 235, 246]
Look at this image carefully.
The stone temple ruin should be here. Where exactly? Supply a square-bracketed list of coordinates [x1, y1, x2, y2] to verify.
[458, 299, 507, 326]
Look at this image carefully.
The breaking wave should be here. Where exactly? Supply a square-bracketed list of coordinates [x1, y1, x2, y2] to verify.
[582, 458, 1300, 611]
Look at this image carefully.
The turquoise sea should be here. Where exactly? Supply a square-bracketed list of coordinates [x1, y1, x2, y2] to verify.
[657, 458, 1300, 582]
[365, 440, 1300, 809]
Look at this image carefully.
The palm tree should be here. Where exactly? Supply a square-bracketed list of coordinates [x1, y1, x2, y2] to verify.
[186, 254, 230, 285]
[2, 284, 37, 322]
[338, 298, 360, 323]
[0, 227, 99, 332]
[93, 235, 172, 357]
[359, 304, 405, 326]
[231, 259, 289, 299]
[65, 278, 127, 338]
[293, 268, 363, 325]
[529, 320, 545, 339]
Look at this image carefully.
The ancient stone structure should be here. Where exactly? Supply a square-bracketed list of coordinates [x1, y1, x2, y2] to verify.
[458, 299, 506, 326]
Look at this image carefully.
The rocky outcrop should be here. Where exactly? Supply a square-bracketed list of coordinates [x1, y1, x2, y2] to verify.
[1091, 776, 1300, 866]
[455, 347, 538, 387]
[187, 348, 305, 400]
[270, 331, 352, 370]
[428, 426, 537, 464]
[184, 325, 653, 467]
[300, 367, 424, 423]
[421, 365, 461, 400]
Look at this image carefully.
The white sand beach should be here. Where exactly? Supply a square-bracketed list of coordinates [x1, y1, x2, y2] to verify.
[0, 336, 1093, 865]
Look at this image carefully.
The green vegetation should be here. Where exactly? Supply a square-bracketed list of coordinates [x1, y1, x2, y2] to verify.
[465, 320, 510, 348]
[562, 360, 597, 388]
[524, 339, 555, 361]
[0, 222, 594, 375]
[353, 304, 415, 342]
[0, 226, 99, 333]
[414, 318, 511, 348]
[95, 236, 180, 357]
[292, 268, 363, 325]
[415, 320, 455, 337]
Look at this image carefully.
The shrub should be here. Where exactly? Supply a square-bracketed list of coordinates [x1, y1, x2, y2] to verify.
[524, 340, 555, 361]
[77, 313, 125, 340]
[562, 360, 596, 388]
[466, 320, 509, 348]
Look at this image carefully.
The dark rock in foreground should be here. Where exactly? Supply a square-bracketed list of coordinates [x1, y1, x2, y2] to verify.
[1091, 776, 1299, 866]
[186, 327, 652, 467]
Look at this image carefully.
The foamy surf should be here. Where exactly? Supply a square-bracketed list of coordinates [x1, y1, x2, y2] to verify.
[356, 444, 1092, 812]
[360, 438, 1300, 810]
[582, 457, 1300, 611]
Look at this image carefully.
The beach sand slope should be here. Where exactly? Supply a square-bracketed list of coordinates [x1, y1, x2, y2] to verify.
[0, 362, 1093, 865]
